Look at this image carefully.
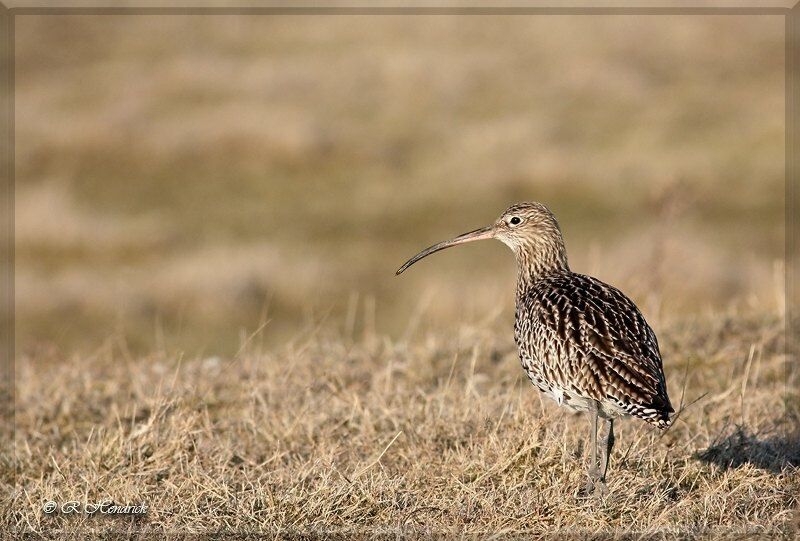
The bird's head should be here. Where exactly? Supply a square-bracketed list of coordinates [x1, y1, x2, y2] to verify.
[396, 202, 569, 276]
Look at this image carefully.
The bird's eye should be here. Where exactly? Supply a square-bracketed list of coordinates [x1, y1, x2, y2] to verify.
[509, 216, 522, 225]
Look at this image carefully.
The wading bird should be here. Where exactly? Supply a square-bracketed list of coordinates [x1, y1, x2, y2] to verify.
[396, 202, 672, 495]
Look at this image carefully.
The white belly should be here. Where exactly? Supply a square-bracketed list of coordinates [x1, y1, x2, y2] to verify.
[540, 382, 594, 412]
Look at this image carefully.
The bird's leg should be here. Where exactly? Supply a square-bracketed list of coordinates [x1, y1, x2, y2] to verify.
[596, 418, 615, 496]
[584, 402, 600, 495]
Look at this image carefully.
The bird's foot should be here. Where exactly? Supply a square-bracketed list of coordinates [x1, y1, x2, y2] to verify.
[578, 477, 608, 500]
[593, 479, 608, 498]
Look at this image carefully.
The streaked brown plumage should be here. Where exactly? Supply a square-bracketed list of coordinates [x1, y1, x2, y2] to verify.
[396, 202, 673, 495]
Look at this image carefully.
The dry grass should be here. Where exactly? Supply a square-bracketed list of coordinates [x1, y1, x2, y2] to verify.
[7, 307, 798, 537]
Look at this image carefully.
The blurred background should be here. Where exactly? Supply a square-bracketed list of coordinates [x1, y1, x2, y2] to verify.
[14, 14, 785, 357]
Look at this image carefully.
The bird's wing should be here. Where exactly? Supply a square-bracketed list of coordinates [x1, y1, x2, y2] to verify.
[530, 273, 673, 419]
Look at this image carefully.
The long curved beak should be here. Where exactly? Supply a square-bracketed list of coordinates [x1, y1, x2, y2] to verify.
[395, 225, 494, 275]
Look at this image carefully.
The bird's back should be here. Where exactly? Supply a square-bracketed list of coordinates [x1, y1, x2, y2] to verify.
[515, 271, 673, 428]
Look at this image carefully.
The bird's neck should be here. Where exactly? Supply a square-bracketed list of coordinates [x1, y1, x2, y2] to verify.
[514, 239, 570, 296]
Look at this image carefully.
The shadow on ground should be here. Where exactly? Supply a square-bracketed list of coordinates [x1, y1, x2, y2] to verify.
[697, 425, 800, 474]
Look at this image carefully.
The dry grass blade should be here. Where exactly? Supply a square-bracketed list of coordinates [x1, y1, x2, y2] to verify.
[353, 431, 404, 479]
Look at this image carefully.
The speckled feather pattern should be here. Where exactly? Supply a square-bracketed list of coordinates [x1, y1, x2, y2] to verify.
[397, 201, 674, 432]
[483, 203, 675, 429]
[515, 271, 673, 428]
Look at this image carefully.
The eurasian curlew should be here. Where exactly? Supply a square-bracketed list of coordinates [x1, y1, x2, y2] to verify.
[396, 202, 673, 495]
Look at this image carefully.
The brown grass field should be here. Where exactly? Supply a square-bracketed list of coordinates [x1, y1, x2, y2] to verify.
[8, 309, 799, 536]
[5, 11, 798, 538]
